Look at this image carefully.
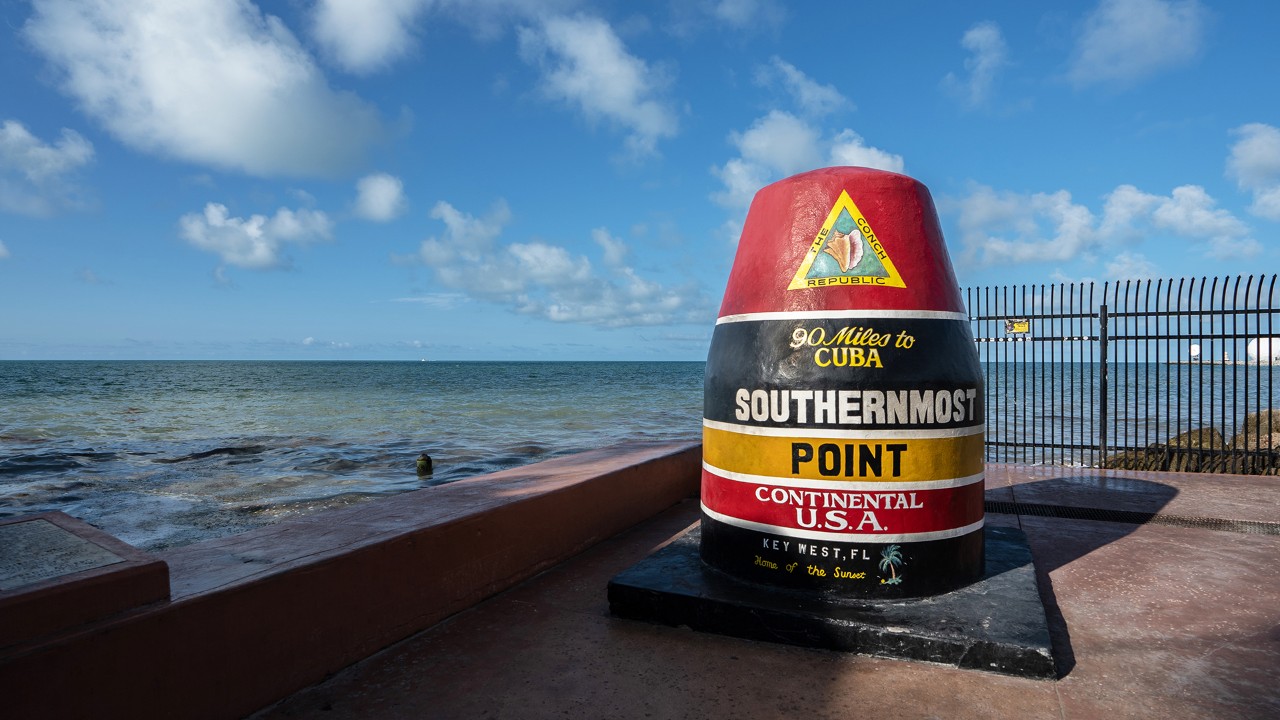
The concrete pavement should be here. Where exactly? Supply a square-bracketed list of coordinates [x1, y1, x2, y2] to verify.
[256, 464, 1280, 719]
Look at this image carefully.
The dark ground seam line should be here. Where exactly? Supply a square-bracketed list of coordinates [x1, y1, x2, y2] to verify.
[984, 500, 1280, 536]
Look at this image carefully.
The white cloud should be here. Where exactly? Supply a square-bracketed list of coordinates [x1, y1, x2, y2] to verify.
[1100, 183, 1257, 255]
[1227, 123, 1280, 188]
[509, 242, 593, 286]
[1145, 185, 1242, 237]
[25, 0, 382, 177]
[1227, 123, 1280, 221]
[712, 218, 742, 247]
[709, 0, 785, 29]
[1068, 0, 1206, 88]
[1097, 183, 1161, 240]
[454, 0, 583, 37]
[0, 120, 93, 183]
[301, 336, 352, 349]
[952, 185, 1097, 264]
[415, 200, 709, 326]
[756, 57, 849, 117]
[0, 119, 94, 216]
[311, 0, 429, 74]
[592, 227, 629, 267]
[666, 0, 786, 38]
[731, 111, 823, 177]
[1250, 187, 1280, 222]
[393, 293, 466, 309]
[179, 203, 334, 269]
[1147, 185, 1259, 256]
[711, 158, 771, 209]
[1106, 251, 1158, 279]
[417, 199, 511, 267]
[1049, 269, 1098, 285]
[949, 181, 1259, 268]
[354, 173, 407, 221]
[289, 188, 318, 206]
[942, 21, 1007, 108]
[712, 112, 903, 208]
[710, 61, 900, 212]
[519, 14, 678, 156]
[829, 130, 906, 174]
[0, 240, 9, 259]
[311, 0, 582, 72]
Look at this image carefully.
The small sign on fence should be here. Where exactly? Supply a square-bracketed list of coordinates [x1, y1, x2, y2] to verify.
[1004, 318, 1030, 335]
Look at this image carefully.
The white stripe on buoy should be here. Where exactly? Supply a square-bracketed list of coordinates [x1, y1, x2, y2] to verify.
[703, 418, 982, 439]
[716, 309, 969, 325]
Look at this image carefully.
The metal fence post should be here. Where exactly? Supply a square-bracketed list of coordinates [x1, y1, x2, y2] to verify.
[1098, 303, 1109, 465]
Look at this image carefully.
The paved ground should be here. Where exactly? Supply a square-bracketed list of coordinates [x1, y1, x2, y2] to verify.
[255, 466, 1280, 720]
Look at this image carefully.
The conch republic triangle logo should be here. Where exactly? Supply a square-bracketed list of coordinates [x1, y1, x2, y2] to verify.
[787, 190, 906, 290]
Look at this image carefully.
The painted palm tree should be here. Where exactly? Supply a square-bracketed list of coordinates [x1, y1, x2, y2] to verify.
[879, 544, 904, 585]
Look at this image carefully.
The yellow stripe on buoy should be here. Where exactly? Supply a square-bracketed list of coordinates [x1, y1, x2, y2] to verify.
[703, 424, 984, 482]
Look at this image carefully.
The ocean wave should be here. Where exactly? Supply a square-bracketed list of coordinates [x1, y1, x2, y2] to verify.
[0, 360, 705, 549]
[153, 444, 270, 464]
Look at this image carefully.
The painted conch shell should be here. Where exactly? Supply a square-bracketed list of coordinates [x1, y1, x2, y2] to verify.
[822, 229, 864, 272]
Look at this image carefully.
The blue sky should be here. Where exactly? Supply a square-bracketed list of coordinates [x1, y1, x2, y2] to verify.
[1, 0, 1278, 360]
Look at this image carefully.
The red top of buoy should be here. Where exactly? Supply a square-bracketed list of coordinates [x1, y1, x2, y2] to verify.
[719, 167, 964, 317]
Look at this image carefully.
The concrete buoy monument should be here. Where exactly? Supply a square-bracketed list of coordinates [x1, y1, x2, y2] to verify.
[701, 166, 984, 598]
[610, 167, 1054, 677]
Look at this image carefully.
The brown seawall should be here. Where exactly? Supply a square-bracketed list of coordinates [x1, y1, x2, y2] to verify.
[0, 441, 700, 720]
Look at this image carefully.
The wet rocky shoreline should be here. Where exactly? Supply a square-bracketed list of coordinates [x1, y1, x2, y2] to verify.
[1104, 409, 1280, 474]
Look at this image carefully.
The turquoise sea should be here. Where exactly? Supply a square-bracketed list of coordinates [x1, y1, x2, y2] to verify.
[0, 361, 704, 550]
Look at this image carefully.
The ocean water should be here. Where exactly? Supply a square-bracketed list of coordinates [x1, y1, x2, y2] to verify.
[982, 361, 1279, 466]
[8, 358, 1271, 552]
[0, 361, 704, 550]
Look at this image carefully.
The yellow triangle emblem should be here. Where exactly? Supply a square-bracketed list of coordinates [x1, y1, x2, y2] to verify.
[787, 190, 906, 290]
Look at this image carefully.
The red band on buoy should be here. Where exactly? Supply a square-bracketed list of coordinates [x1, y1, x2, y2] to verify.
[719, 167, 965, 318]
[701, 467, 984, 542]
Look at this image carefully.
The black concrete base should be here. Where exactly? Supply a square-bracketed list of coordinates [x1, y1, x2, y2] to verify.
[608, 525, 1057, 679]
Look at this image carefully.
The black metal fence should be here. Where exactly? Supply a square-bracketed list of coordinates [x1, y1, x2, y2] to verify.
[966, 275, 1280, 473]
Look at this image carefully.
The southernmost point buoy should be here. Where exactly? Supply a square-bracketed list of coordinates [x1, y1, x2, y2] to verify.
[702, 166, 984, 598]
[612, 167, 1053, 675]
